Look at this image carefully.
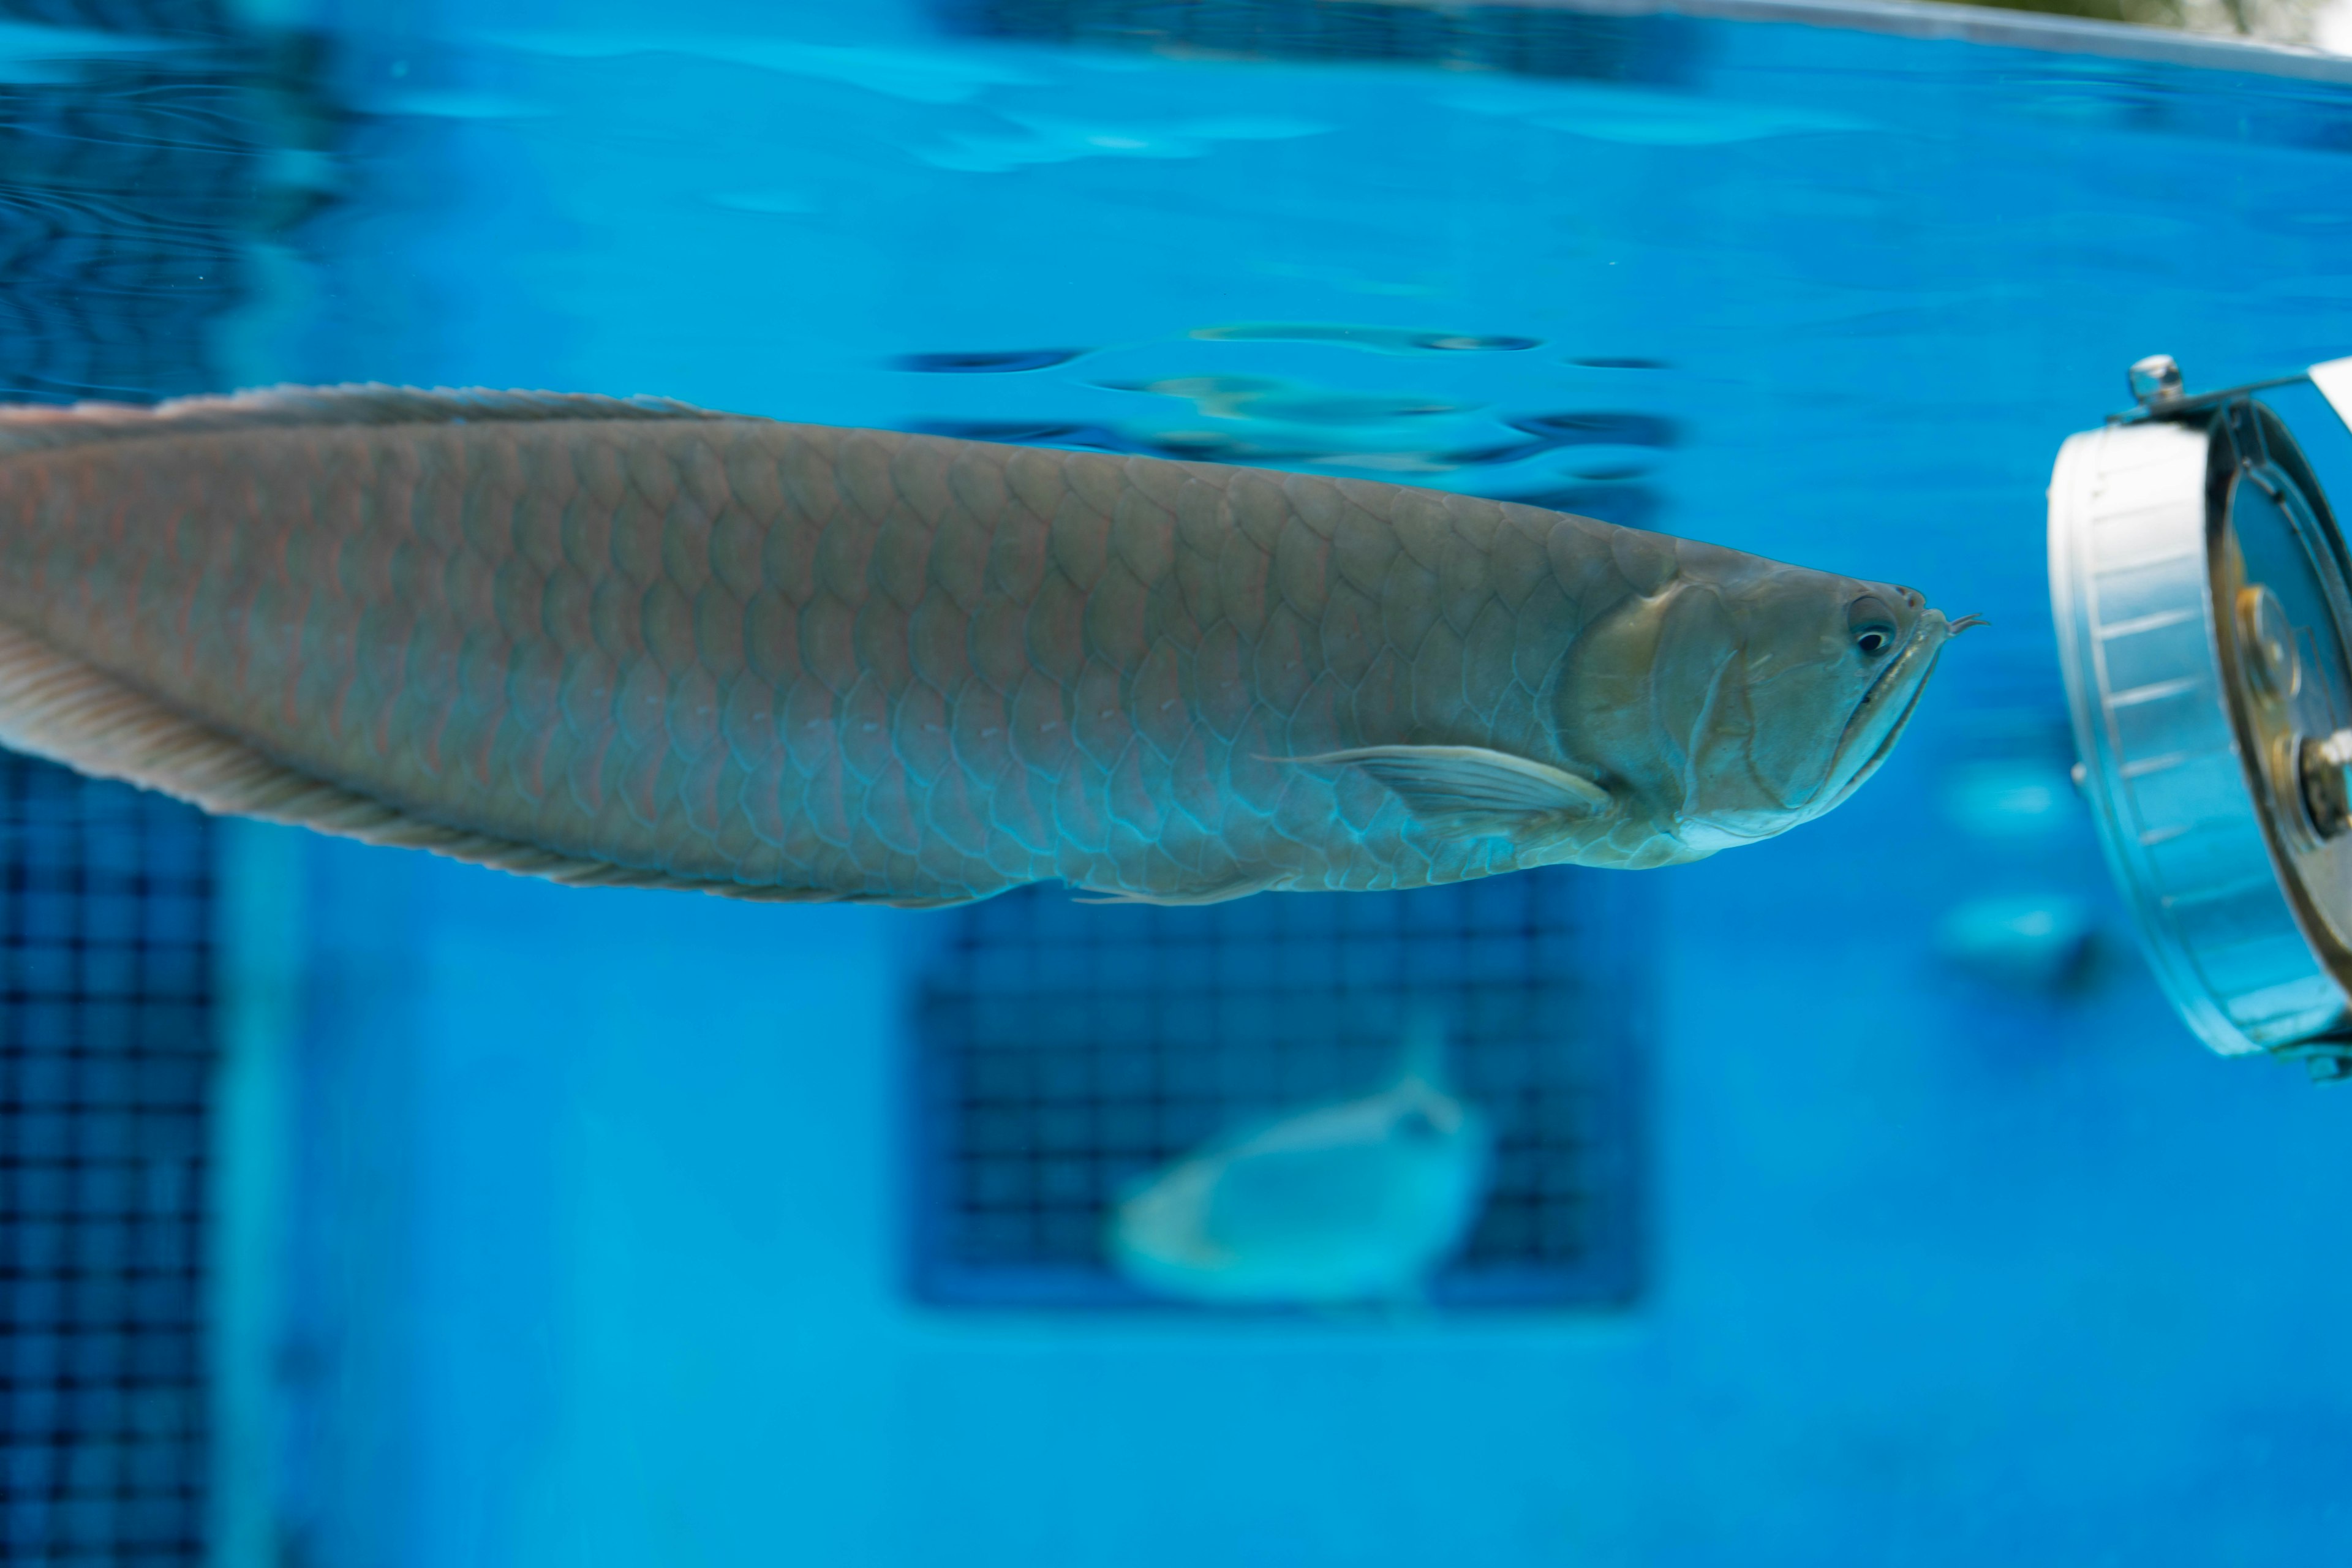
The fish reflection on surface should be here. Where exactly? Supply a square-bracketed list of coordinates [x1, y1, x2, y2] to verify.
[904, 417, 1142, 452]
[1106, 374, 1469, 426]
[1189, 322, 1540, 355]
[1491, 483, 1664, 530]
[1436, 412, 1680, 471]
[1505, 411, 1679, 448]
[913, 396, 1676, 481]
[892, 348, 1087, 373]
[1107, 1015, 1493, 1306]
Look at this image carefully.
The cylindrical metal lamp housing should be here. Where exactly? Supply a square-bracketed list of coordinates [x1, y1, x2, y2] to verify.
[2051, 381, 2352, 1070]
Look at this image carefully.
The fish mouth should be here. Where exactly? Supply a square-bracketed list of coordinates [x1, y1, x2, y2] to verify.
[1815, 609, 1954, 816]
[1672, 605, 1967, 855]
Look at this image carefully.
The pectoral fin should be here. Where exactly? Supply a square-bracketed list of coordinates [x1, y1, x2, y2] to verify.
[1286, 746, 1611, 841]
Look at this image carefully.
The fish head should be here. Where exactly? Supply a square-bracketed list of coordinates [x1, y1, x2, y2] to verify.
[1558, 540, 1960, 855]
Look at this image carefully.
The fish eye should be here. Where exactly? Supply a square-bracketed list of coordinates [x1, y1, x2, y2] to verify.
[1848, 595, 1899, 658]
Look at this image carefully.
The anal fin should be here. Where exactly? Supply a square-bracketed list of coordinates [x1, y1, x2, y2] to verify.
[0, 620, 909, 905]
[1072, 870, 1292, 907]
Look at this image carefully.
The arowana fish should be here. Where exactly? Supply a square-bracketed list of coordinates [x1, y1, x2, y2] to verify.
[0, 385, 1964, 907]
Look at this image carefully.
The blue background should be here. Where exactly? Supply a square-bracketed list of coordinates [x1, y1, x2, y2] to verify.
[228, 0, 2352, 1561]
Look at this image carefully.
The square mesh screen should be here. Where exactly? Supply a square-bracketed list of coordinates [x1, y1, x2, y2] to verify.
[911, 867, 1644, 1310]
[0, 754, 215, 1567]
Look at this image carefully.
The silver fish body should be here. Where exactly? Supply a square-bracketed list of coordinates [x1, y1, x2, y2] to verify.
[0, 386, 1956, 906]
[1108, 1016, 1492, 1306]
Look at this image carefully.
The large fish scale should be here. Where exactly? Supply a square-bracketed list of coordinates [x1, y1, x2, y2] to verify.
[0, 389, 1689, 905]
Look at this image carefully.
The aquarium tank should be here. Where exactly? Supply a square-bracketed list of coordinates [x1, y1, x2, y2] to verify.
[7, 0, 2352, 1564]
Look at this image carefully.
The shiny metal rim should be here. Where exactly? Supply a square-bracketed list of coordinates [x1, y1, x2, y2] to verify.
[2049, 418, 2350, 1056]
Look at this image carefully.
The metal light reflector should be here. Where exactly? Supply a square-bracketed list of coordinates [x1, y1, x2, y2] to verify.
[2051, 355, 2352, 1077]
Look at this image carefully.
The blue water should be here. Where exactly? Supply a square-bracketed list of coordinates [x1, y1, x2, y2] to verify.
[154, 0, 2352, 1562]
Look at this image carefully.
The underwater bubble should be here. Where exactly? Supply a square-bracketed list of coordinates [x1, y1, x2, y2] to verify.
[1936, 894, 2094, 991]
[894, 348, 1087, 373]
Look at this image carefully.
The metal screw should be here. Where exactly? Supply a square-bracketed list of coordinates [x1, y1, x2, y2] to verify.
[2129, 354, 2184, 407]
[2237, 584, 2301, 702]
[2299, 728, 2352, 838]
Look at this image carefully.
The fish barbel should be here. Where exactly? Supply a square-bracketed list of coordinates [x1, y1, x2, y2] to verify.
[0, 385, 1959, 907]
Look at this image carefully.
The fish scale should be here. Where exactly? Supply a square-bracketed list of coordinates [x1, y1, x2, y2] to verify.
[0, 386, 1954, 905]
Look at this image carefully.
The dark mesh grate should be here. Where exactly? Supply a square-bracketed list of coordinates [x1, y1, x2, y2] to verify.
[0, 17, 322, 1561]
[911, 868, 1644, 1310]
[0, 755, 215, 1567]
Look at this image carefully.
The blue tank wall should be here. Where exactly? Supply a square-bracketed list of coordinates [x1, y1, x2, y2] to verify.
[238, 0, 2352, 1562]
[258, 796, 2352, 1566]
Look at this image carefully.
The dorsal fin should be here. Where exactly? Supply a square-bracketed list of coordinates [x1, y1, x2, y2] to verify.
[0, 383, 748, 461]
